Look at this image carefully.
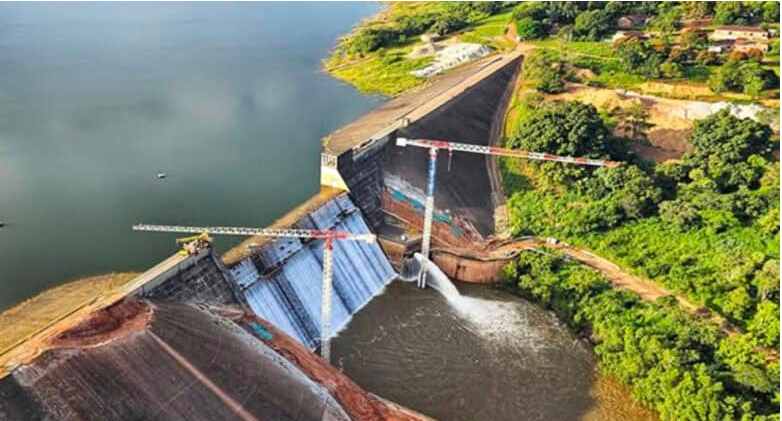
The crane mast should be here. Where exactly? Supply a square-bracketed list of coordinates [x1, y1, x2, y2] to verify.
[396, 137, 620, 288]
[132, 223, 375, 362]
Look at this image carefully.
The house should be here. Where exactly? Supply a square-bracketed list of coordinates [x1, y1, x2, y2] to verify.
[420, 33, 441, 43]
[710, 26, 769, 42]
[617, 15, 647, 29]
[708, 40, 734, 53]
[679, 17, 713, 28]
[611, 30, 651, 44]
[733, 40, 769, 54]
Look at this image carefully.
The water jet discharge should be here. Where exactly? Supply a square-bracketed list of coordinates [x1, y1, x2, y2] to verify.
[395, 137, 620, 288]
[132, 223, 376, 362]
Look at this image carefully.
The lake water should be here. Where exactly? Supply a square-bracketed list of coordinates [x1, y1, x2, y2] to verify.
[0, 2, 381, 309]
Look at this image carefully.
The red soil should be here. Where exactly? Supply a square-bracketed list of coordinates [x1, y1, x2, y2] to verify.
[48, 300, 152, 349]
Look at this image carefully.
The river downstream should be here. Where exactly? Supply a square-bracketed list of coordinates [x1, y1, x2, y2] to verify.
[333, 281, 659, 421]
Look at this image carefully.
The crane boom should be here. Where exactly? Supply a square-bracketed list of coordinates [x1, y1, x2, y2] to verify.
[133, 222, 376, 363]
[132, 223, 375, 243]
[395, 137, 621, 288]
[396, 138, 621, 167]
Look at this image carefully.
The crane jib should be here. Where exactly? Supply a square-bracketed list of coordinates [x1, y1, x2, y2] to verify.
[397, 138, 620, 168]
[131, 224, 375, 242]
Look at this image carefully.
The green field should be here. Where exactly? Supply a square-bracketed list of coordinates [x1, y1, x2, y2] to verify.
[323, 3, 515, 96]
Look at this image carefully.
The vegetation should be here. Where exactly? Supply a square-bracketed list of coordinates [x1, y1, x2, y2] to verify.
[713, 1, 780, 25]
[326, 1, 781, 98]
[520, 49, 565, 94]
[709, 56, 779, 97]
[505, 103, 779, 342]
[501, 251, 779, 421]
[510, 1, 781, 99]
[324, 2, 516, 96]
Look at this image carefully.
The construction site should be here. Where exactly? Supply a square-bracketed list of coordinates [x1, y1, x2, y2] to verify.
[0, 46, 757, 420]
[0, 50, 535, 421]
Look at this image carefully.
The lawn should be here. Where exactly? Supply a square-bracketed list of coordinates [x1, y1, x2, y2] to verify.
[329, 51, 433, 96]
[324, 3, 515, 96]
[531, 39, 617, 59]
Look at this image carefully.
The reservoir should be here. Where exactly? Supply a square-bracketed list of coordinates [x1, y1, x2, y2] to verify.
[0, 2, 381, 309]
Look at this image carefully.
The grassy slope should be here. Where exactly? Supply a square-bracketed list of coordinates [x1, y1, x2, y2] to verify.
[324, 3, 515, 96]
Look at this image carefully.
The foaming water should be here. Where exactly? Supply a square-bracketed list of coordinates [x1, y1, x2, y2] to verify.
[333, 272, 659, 421]
[414, 253, 535, 347]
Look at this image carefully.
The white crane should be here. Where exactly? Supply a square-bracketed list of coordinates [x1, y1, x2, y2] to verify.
[132, 223, 376, 362]
[395, 137, 620, 288]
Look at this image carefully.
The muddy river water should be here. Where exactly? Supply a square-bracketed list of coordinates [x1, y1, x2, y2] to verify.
[333, 281, 659, 421]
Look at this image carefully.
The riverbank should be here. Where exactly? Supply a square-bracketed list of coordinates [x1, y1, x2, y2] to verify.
[500, 251, 778, 421]
[323, 2, 517, 96]
[0, 272, 138, 375]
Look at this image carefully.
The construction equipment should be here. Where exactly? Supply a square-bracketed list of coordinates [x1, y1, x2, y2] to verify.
[133, 223, 376, 362]
[174, 232, 213, 256]
[395, 137, 620, 288]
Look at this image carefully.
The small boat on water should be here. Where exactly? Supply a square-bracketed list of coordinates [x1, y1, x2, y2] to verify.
[156, 173, 167, 179]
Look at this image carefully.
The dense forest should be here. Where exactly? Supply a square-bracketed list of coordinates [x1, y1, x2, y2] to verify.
[502, 251, 778, 421]
[501, 99, 779, 420]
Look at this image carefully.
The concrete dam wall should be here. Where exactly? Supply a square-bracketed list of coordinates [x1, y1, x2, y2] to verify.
[129, 192, 395, 352]
[329, 53, 522, 267]
[229, 194, 395, 350]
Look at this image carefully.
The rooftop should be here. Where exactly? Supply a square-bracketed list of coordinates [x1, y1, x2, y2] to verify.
[715, 25, 768, 33]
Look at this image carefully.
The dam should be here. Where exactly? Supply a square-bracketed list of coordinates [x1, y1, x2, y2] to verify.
[0, 49, 525, 373]
[0, 47, 663, 421]
[0, 49, 609, 421]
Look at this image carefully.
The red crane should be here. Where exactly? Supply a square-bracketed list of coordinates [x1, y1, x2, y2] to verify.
[395, 137, 620, 288]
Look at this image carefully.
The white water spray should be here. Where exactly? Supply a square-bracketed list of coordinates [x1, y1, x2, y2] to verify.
[410, 253, 538, 346]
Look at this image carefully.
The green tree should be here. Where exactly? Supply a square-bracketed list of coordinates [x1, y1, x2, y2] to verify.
[597, 165, 663, 219]
[613, 102, 654, 142]
[651, 6, 682, 36]
[659, 61, 684, 79]
[509, 101, 612, 158]
[614, 38, 662, 78]
[429, 13, 467, 35]
[515, 16, 546, 40]
[521, 50, 565, 94]
[722, 286, 752, 320]
[659, 200, 701, 230]
[683, 1, 714, 18]
[748, 301, 780, 347]
[573, 9, 612, 41]
[763, 1, 780, 22]
[753, 260, 780, 302]
[686, 110, 773, 168]
[714, 1, 747, 25]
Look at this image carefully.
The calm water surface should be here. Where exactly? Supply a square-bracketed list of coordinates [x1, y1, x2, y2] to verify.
[333, 282, 659, 421]
[0, 2, 381, 309]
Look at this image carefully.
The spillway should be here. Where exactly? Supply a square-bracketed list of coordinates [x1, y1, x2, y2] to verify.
[229, 194, 395, 350]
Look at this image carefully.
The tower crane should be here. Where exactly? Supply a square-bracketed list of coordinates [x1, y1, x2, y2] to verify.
[395, 137, 620, 288]
[132, 223, 376, 362]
